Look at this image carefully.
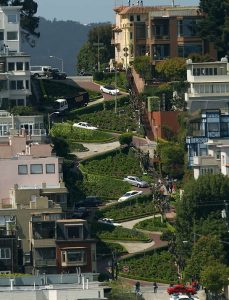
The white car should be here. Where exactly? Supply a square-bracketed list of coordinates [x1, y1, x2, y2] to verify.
[98, 218, 121, 227]
[118, 190, 143, 202]
[100, 85, 119, 95]
[73, 122, 98, 130]
[123, 176, 149, 188]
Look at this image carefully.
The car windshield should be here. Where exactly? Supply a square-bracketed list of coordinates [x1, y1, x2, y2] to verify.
[105, 85, 115, 90]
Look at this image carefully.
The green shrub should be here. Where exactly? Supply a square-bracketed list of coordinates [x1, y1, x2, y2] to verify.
[119, 250, 177, 282]
[96, 241, 128, 256]
[134, 216, 168, 232]
[119, 133, 133, 146]
[81, 148, 142, 178]
[99, 194, 156, 221]
[82, 174, 130, 200]
[73, 105, 138, 132]
[10, 106, 37, 116]
[92, 222, 149, 241]
[50, 123, 114, 143]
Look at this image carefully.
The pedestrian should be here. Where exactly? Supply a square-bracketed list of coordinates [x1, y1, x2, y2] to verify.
[135, 281, 141, 293]
[153, 282, 158, 293]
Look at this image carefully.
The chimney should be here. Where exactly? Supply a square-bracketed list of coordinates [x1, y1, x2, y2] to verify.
[140, 0, 143, 6]
[128, 0, 131, 6]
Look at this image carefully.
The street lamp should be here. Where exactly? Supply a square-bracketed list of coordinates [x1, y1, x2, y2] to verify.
[48, 112, 59, 132]
[49, 55, 64, 72]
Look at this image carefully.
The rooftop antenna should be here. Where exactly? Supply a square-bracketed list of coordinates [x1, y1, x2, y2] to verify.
[140, 0, 143, 6]
[172, 0, 175, 7]
[128, 0, 131, 6]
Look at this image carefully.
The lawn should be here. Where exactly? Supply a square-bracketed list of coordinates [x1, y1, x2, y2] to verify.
[50, 123, 114, 143]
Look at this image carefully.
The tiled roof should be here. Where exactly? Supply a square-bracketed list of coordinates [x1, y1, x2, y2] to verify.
[114, 5, 172, 15]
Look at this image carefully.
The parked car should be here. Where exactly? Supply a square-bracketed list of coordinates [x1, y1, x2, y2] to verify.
[118, 190, 143, 202]
[98, 218, 121, 227]
[73, 122, 98, 130]
[79, 71, 93, 76]
[46, 68, 67, 80]
[100, 85, 119, 95]
[30, 65, 51, 77]
[75, 196, 102, 208]
[167, 284, 196, 295]
[123, 176, 149, 188]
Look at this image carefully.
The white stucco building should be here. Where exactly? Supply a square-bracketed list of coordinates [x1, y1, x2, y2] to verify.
[0, 6, 31, 108]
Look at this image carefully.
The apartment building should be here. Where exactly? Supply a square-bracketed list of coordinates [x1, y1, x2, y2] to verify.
[0, 6, 31, 108]
[0, 132, 67, 208]
[185, 57, 229, 166]
[112, 3, 216, 69]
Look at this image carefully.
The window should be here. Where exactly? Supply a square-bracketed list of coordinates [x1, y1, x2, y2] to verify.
[62, 250, 86, 264]
[66, 225, 82, 239]
[25, 62, 29, 71]
[130, 15, 134, 22]
[16, 62, 23, 71]
[26, 80, 29, 89]
[153, 44, 170, 59]
[18, 164, 28, 175]
[17, 99, 24, 106]
[59, 163, 63, 173]
[8, 14, 17, 23]
[177, 18, 199, 37]
[10, 81, 16, 90]
[178, 44, 202, 58]
[137, 15, 140, 22]
[17, 80, 24, 89]
[7, 31, 18, 40]
[46, 164, 55, 174]
[0, 32, 3, 41]
[130, 32, 133, 39]
[30, 164, 43, 174]
[8, 62, 14, 71]
[0, 248, 11, 259]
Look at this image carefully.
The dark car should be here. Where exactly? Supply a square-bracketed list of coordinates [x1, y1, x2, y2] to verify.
[167, 284, 196, 295]
[46, 68, 67, 80]
[75, 196, 102, 208]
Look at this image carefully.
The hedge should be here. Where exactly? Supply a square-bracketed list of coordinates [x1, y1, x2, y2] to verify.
[80, 147, 142, 179]
[118, 249, 177, 282]
[98, 194, 156, 221]
[92, 222, 150, 242]
[134, 216, 169, 232]
[50, 123, 114, 143]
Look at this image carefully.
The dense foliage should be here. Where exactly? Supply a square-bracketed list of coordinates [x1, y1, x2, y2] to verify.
[92, 222, 149, 242]
[50, 123, 114, 143]
[133, 56, 152, 80]
[74, 106, 138, 132]
[198, 0, 229, 57]
[82, 174, 130, 200]
[99, 194, 156, 221]
[134, 216, 169, 232]
[93, 72, 128, 91]
[119, 250, 177, 282]
[81, 148, 142, 178]
[96, 241, 127, 256]
[77, 24, 114, 72]
[155, 57, 186, 81]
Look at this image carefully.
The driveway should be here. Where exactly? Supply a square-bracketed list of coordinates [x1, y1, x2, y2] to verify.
[73, 140, 120, 160]
[120, 215, 158, 230]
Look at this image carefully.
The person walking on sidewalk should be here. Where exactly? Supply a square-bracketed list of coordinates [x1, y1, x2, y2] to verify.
[153, 282, 158, 293]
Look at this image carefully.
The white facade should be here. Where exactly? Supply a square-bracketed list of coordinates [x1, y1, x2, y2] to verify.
[0, 6, 31, 108]
[185, 57, 229, 113]
[193, 140, 229, 179]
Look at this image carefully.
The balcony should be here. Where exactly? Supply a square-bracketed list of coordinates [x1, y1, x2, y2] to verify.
[35, 259, 56, 267]
[193, 155, 220, 167]
[32, 238, 56, 248]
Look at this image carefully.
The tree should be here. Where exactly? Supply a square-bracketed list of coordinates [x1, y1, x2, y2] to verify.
[77, 42, 97, 72]
[133, 56, 152, 80]
[77, 24, 114, 72]
[155, 57, 186, 82]
[184, 236, 226, 280]
[119, 133, 133, 147]
[51, 136, 70, 157]
[0, 0, 40, 46]
[158, 142, 185, 178]
[200, 261, 229, 297]
[198, 0, 229, 57]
